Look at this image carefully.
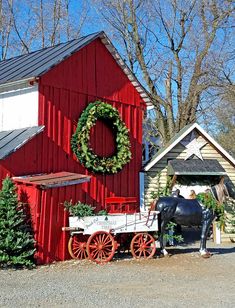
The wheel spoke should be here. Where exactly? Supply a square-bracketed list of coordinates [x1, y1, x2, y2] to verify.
[73, 247, 81, 254]
[145, 250, 151, 256]
[138, 250, 143, 257]
[103, 236, 111, 245]
[145, 239, 153, 245]
[101, 233, 106, 242]
[101, 251, 107, 259]
[92, 249, 99, 259]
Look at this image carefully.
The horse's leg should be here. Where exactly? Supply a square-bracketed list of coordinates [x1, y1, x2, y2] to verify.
[200, 208, 214, 257]
[160, 218, 171, 256]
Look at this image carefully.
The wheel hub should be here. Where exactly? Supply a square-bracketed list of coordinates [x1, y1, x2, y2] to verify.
[97, 244, 103, 250]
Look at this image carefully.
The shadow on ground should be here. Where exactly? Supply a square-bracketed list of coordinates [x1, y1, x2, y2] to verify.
[167, 226, 235, 256]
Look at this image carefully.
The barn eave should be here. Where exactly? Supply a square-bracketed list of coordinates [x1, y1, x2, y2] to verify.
[0, 126, 44, 160]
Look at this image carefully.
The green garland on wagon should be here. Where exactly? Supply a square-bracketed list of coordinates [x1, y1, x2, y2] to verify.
[71, 101, 132, 174]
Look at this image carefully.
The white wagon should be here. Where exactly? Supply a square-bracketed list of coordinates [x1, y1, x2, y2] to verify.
[62, 211, 159, 264]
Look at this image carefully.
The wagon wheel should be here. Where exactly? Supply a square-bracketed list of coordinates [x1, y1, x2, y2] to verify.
[87, 231, 117, 264]
[68, 234, 88, 260]
[130, 233, 156, 259]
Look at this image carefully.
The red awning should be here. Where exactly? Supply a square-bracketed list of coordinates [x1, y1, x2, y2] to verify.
[13, 171, 91, 189]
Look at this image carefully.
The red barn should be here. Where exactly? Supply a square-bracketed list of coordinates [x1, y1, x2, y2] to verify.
[0, 32, 150, 263]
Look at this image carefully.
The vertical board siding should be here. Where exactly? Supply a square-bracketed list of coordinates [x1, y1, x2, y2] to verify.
[38, 38, 144, 210]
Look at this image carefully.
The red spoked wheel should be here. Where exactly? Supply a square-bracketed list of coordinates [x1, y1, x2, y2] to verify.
[87, 231, 117, 264]
[130, 233, 156, 259]
[68, 234, 88, 260]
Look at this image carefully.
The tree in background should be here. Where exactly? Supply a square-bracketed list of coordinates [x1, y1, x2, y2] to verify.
[0, 0, 89, 59]
[0, 0, 234, 148]
[0, 177, 35, 268]
[93, 0, 235, 145]
[214, 85, 235, 157]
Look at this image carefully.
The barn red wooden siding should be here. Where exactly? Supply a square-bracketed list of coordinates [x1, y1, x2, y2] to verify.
[0, 38, 145, 263]
[38, 38, 145, 209]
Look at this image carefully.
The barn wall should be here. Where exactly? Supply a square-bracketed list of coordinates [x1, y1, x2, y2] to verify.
[0, 85, 38, 131]
[0, 133, 44, 183]
[15, 182, 77, 264]
[144, 132, 235, 206]
[37, 38, 144, 211]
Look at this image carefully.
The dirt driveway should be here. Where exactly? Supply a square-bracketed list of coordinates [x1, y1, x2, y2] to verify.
[0, 239, 235, 308]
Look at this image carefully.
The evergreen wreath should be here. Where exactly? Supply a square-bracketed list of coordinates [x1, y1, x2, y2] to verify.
[71, 101, 132, 174]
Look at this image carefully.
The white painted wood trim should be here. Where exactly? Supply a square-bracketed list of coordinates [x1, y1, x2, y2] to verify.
[0, 85, 38, 131]
[194, 123, 235, 167]
[144, 122, 235, 171]
[144, 123, 197, 171]
[139, 172, 145, 211]
[0, 78, 34, 93]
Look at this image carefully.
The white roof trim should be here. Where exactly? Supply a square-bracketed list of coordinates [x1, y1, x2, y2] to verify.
[144, 122, 235, 171]
[100, 33, 152, 106]
[194, 123, 235, 167]
[0, 78, 35, 93]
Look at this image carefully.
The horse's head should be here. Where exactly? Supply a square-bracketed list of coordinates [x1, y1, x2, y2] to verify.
[210, 183, 230, 205]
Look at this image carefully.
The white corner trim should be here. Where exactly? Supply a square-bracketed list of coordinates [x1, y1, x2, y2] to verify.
[139, 172, 145, 211]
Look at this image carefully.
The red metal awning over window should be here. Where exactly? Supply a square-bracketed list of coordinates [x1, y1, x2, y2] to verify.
[13, 171, 91, 189]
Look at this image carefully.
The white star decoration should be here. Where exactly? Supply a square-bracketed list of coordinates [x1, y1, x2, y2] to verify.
[180, 131, 207, 160]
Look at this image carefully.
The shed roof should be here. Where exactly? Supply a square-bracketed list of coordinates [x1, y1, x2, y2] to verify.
[13, 171, 91, 189]
[0, 31, 151, 105]
[168, 159, 226, 176]
[143, 123, 235, 171]
[0, 126, 44, 160]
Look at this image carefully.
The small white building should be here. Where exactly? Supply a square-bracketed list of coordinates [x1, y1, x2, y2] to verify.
[140, 123, 235, 241]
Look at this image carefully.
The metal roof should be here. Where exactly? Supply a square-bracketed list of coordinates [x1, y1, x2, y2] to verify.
[0, 32, 101, 85]
[0, 31, 151, 105]
[167, 159, 226, 176]
[13, 171, 91, 189]
[0, 126, 44, 160]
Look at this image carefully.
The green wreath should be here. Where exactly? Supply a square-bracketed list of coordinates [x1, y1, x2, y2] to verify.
[71, 101, 132, 174]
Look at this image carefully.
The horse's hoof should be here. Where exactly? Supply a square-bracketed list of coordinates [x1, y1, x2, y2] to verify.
[201, 252, 212, 258]
[160, 253, 170, 258]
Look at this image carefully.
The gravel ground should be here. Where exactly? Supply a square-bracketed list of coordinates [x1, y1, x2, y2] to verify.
[0, 239, 235, 308]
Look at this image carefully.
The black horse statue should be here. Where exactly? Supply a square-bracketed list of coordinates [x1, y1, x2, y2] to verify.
[151, 183, 229, 258]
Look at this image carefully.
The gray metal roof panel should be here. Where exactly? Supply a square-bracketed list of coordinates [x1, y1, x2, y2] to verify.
[0, 32, 102, 85]
[167, 159, 226, 176]
[0, 126, 44, 160]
